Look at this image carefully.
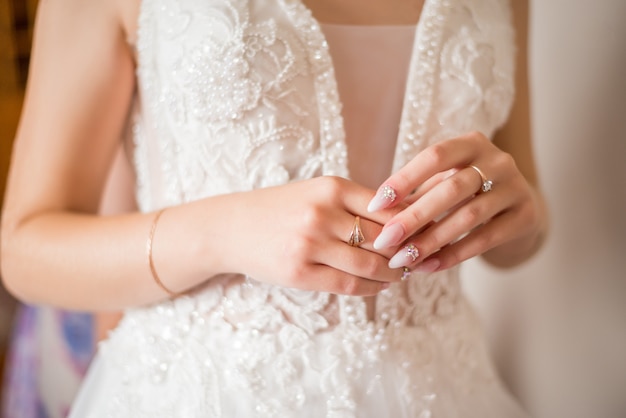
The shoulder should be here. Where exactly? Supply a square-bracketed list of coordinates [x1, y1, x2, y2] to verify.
[116, 0, 142, 46]
[35, 0, 140, 41]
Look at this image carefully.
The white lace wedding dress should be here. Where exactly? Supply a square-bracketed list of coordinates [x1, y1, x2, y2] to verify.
[70, 0, 529, 416]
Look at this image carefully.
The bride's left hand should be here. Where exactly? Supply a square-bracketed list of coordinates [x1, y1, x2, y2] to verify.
[367, 131, 543, 273]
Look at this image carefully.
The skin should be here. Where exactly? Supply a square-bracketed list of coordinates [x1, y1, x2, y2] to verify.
[93, 146, 135, 339]
[372, 0, 547, 272]
[0, 0, 546, 312]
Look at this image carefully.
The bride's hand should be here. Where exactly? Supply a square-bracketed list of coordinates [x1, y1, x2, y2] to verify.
[366, 131, 543, 273]
[217, 176, 405, 295]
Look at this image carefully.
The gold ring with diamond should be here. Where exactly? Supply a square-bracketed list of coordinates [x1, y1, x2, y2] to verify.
[468, 165, 493, 193]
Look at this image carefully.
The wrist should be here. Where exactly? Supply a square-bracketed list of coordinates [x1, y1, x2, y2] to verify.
[152, 195, 235, 293]
[482, 189, 549, 268]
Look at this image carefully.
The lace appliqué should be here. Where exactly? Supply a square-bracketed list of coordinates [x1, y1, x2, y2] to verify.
[435, 2, 515, 140]
[101, 0, 519, 416]
[393, 0, 515, 171]
[135, 0, 331, 204]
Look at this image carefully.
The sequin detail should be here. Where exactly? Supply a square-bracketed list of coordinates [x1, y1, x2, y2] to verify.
[94, 0, 520, 416]
[381, 185, 397, 202]
[405, 244, 420, 262]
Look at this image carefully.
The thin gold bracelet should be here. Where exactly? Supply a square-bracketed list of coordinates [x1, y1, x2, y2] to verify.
[147, 209, 179, 297]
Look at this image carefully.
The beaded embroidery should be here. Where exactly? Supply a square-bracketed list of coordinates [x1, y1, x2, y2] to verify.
[100, 0, 517, 416]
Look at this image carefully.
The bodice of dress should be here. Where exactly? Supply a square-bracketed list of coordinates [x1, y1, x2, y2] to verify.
[101, 0, 517, 415]
[130, 0, 514, 325]
[132, 0, 514, 206]
[321, 23, 416, 190]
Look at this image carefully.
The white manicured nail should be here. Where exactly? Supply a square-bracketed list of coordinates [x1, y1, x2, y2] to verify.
[388, 244, 420, 269]
[368, 185, 397, 212]
[373, 223, 404, 250]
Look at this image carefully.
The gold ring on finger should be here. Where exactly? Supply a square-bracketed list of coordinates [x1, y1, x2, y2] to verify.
[347, 216, 365, 247]
[468, 165, 493, 193]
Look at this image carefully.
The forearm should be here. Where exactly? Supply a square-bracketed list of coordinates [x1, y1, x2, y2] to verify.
[2, 177, 401, 310]
[1, 197, 231, 311]
[94, 311, 124, 342]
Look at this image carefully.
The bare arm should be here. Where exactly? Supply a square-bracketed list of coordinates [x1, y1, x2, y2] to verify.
[484, 0, 548, 268]
[0, 0, 169, 309]
[94, 146, 135, 339]
[0, 1, 407, 311]
[0, 0, 230, 309]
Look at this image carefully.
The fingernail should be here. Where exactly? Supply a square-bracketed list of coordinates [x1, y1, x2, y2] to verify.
[388, 244, 420, 269]
[381, 282, 391, 290]
[373, 223, 404, 250]
[414, 258, 440, 273]
[368, 185, 397, 212]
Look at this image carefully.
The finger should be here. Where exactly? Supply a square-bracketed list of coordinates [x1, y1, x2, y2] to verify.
[318, 176, 407, 225]
[387, 189, 515, 268]
[404, 168, 459, 205]
[367, 133, 485, 211]
[301, 210, 401, 280]
[304, 264, 390, 296]
[337, 214, 397, 258]
[413, 209, 526, 274]
[321, 240, 402, 283]
[373, 166, 487, 249]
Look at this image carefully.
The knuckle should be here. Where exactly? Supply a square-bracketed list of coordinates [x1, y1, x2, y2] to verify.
[468, 130, 488, 143]
[474, 230, 496, 252]
[285, 234, 313, 263]
[494, 151, 517, 173]
[319, 176, 345, 201]
[394, 170, 413, 193]
[444, 250, 461, 269]
[445, 175, 465, 198]
[300, 205, 325, 231]
[460, 204, 483, 227]
[284, 262, 308, 286]
[408, 209, 423, 228]
[422, 231, 442, 255]
[424, 144, 447, 166]
[340, 277, 361, 295]
[361, 256, 381, 278]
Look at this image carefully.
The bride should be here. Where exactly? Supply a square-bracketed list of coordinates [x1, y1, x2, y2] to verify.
[1, 0, 546, 416]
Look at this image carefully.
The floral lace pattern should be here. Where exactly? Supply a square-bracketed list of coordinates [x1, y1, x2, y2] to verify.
[74, 0, 524, 417]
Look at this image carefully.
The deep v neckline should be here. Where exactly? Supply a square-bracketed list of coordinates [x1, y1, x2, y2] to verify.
[279, 0, 453, 322]
[282, 0, 448, 178]
[132, 0, 450, 179]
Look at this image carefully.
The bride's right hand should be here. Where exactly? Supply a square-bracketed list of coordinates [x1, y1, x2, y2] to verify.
[211, 176, 404, 296]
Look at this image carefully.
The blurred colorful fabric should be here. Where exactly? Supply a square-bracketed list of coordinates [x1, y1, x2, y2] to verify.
[1, 305, 94, 418]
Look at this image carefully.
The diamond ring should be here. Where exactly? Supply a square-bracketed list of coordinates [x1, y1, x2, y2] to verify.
[468, 165, 493, 193]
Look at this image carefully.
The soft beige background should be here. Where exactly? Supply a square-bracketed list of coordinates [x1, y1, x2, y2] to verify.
[463, 1, 626, 417]
[1, 0, 624, 416]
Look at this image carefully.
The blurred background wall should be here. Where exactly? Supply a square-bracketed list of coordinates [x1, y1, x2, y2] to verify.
[464, 1, 626, 417]
[0, 0, 37, 401]
[0, 0, 624, 417]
